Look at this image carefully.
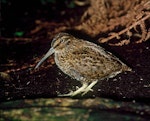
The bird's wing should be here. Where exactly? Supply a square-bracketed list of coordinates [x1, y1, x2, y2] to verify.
[68, 41, 123, 80]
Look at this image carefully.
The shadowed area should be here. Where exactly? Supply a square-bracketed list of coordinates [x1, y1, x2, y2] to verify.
[0, 0, 149, 120]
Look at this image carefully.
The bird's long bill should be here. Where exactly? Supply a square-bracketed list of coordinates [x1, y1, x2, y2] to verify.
[35, 47, 54, 69]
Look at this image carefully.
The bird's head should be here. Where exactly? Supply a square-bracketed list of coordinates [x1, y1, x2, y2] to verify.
[51, 32, 72, 51]
[35, 33, 72, 69]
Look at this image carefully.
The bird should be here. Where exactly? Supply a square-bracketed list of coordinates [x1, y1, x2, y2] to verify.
[35, 32, 131, 96]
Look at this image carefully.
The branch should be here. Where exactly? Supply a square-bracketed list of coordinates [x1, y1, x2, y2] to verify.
[99, 12, 150, 44]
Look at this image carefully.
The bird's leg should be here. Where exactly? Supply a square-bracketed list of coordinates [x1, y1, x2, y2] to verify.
[58, 82, 88, 96]
[82, 80, 98, 95]
[71, 82, 88, 96]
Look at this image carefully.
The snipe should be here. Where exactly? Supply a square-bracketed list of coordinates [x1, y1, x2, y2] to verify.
[35, 33, 131, 96]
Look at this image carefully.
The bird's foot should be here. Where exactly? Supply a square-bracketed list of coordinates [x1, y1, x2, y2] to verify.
[58, 91, 74, 97]
[58, 80, 98, 96]
[58, 83, 88, 97]
[81, 88, 93, 96]
[82, 80, 98, 95]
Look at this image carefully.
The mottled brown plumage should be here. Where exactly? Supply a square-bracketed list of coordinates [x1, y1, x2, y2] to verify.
[35, 33, 131, 96]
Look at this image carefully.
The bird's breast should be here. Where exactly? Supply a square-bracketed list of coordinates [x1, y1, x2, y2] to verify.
[54, 51, 72, 72]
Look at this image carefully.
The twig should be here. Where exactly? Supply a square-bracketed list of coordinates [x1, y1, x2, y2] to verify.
[0, 37, 32, 44]
[99, 12, 150, 43]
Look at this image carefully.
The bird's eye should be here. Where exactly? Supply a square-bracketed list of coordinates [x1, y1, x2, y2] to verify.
[61, 39, 65, 43]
